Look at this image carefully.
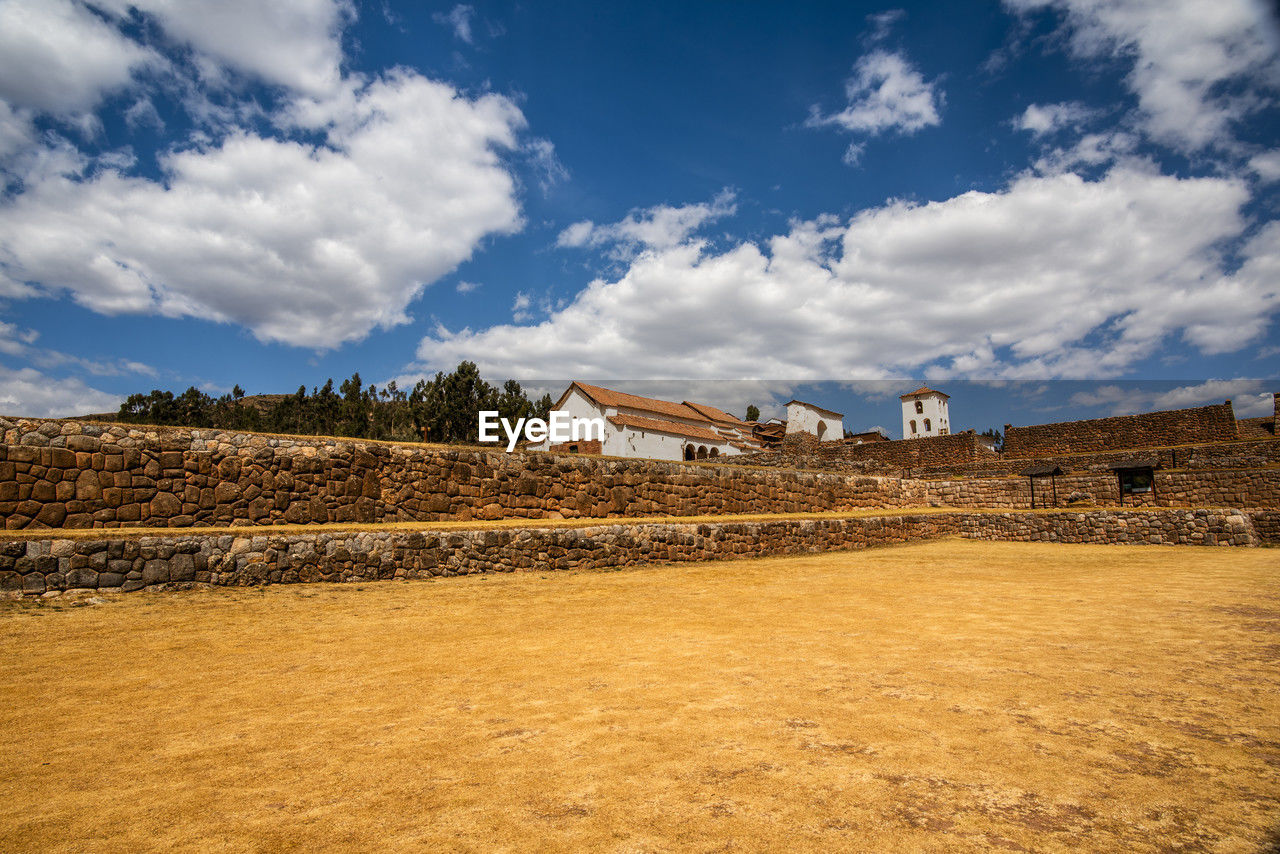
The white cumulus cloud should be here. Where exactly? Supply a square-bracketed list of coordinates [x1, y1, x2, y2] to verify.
[1004, 0, 1280, 151]
[1069, 379, 1275, 416]
[416, 167, 1278, 382]
[556, 190, 737, 258]
[1017, 101, 1098, 135]
[94, 0, 353, 96]
[0, 364, 121, 418]
[808, 49, 942, 139]
[0, 71, 528, 349]
[0, 0, 160, 115]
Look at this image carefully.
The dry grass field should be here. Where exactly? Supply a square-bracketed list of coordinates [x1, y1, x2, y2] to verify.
[0, 540, 1277, 852]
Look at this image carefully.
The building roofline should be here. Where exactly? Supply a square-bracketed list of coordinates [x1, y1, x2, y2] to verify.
[899, 386, 950, 400]
[784, 399, 844, 418]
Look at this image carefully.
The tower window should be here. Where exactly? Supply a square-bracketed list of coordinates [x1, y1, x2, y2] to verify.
[915, 401, 924, 414]
[923, 419, 931, 431]
[909, 420, 917, 434]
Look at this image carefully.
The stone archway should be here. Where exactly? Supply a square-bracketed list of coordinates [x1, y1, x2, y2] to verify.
[696, 446, 708, 459]
[684, 445, 695, 461]
[709, 447, 719, 457]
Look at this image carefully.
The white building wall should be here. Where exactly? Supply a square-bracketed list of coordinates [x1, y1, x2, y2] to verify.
[901, 394, 950, 438]
[536, 388, 737, 461]
[785, 402, 844, 441]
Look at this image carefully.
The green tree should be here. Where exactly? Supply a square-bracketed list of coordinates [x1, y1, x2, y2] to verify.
[745, 404, 760, 422]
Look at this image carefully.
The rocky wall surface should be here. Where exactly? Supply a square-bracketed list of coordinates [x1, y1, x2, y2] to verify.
[1247, 510, 1280, 545]
[0, 508, 1259, 596]
[924, 470, 1280, 509]
[907, 438, 1280, 479]
[0, 417, 925, 531]
[1003, 402, 1238, 457]
[739, 430, 993, 472]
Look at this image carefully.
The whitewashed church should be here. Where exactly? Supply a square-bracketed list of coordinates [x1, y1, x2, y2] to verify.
[900, 386, 950, 438]
[535, 382, 763, 461]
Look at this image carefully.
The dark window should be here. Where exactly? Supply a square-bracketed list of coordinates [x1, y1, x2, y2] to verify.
[915, 401, 924, 414]
[1120, 470, 1153, 494]
[909, 420, 917, 434]
[923, 419, 931, 431]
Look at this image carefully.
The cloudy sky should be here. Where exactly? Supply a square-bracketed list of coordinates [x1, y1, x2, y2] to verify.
[0, 0, 1277, 433]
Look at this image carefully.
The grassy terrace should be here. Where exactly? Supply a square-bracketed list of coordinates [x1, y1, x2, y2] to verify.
[0, 505, 1154, 542]
[0, 540, 1277, 851]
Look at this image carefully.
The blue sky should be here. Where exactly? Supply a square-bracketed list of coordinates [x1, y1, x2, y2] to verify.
[0, 0, 1277, 435]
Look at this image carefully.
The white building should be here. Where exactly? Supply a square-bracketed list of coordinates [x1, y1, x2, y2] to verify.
[784, 400, 844, 441]
[900, 386, 950, 438]
[536, 382, 761, 462]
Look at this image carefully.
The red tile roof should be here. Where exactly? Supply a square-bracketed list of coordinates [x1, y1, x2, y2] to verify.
[561, 382, 714, 423]
[899, 386, 949, 399]
[607, 414, 724, 443]
[682, 401, 748, 427]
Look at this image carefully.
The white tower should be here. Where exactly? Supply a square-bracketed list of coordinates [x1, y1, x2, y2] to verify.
[900, 386, 950, 439]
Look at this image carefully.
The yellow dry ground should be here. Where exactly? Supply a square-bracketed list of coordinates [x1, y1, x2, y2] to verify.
[0, 540, 1278, 853]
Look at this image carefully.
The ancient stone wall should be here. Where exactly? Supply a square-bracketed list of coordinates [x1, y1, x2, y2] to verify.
[906, 438, 1280, 479]
[1248, 510, 1280, 545]
[739, 430, 993, 473]
[0, 508, 1259, 596]
[0, 417, 926, 531]
[1003, 402, 1238, 457]
[923, 469, 1280, 510]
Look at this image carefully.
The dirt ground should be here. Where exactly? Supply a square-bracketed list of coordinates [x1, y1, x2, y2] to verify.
[0, 540, 1277, 852]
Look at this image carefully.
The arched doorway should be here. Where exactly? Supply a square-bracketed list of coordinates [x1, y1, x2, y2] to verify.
[684, 445, 695, 461]
[817, 421, 827, 440]
[696, 446, 707, 459]
[709, 447, 719, 457]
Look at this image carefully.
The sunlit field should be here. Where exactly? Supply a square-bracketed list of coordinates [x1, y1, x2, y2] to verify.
[1, 540, 1277, 852]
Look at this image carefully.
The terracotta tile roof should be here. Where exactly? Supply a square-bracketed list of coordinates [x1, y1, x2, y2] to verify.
[682, 401, 748, 427]
[607, 414, 724, 443]
[784, 399, 844, 418]
[562, 382, 713, 423]
[899, 386, 950, 400]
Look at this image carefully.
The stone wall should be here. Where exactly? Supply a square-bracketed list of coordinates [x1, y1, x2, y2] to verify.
[0, 417, 926, 531]
[737, 430, 994, 473]
[907, 437, 1280, 479]
[924, 469, 1280, 510]
[1003, 402, 1238, 457]
[0, 508, 1259, 596]
[1248, 510, 1280, 545]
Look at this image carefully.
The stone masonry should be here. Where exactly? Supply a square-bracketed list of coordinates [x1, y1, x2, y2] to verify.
[0, 416, 927, 530]
[0, 508, 1262, 596]
[1003, 402, 1238, 457]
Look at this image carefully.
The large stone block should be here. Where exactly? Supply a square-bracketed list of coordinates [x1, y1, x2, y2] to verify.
[141, 560, 169, 585]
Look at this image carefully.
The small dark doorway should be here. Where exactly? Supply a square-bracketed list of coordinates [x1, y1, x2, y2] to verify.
[1111, 460, 1161, 506]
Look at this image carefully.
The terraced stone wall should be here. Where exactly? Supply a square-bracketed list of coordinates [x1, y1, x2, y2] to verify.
[0, 417, 924, 531]
[0, 508, 1259, 596]
[924, 470, 1280, 510]
[1003, 402, 1238, 457]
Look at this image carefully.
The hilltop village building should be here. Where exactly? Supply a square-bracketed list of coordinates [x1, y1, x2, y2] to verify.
[784, 400, 844, 441]
[901, 386, 950, 438]
[536, 382, 764, 461]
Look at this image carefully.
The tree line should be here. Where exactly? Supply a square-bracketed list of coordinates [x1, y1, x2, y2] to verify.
[116, 361, 553, 444]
